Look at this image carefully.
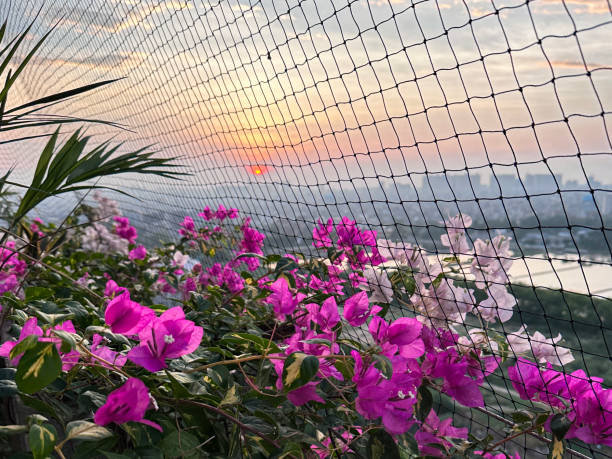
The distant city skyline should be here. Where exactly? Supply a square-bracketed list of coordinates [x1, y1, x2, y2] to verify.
[1, 0, 610, 186]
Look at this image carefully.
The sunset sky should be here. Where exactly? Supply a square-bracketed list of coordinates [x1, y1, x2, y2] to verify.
[2, 0, 611, 204]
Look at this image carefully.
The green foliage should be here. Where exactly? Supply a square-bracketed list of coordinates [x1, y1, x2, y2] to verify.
[15, 341, 62, 394]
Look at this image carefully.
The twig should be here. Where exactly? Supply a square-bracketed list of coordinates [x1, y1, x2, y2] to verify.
[168, 398, 281, 449]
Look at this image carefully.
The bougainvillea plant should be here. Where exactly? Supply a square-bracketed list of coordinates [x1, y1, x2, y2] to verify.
[0, 195, 609, 459]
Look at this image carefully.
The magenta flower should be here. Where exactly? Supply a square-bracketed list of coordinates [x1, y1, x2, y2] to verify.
[198, 206, 215, 220]
[312, 218, 334, 248]
[94, 378, 161, 431]
[387, 317, 425, 359]
[0, 317, 43, 365]
[415, 410, 468, 457]
[113, 216, 138, 243]
[343, 291, 380, 327]
[306, 296, 340, 331]
[287, 381, 325, 406]
[336, 217, 377, 248]
[105, 291, 156, 335]
[127, 307, 203, 372]
[266, 277, 304, 320]
[240, 226, 265, 255]
[128, 245, 147, 261]
[44, 321, 80, 371]
[104, 279, 126, 298]
[90, 334, 127, 369]
[178, 216, 198, 238]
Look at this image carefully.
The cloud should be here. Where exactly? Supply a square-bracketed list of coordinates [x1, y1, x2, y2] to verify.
[535, 0, 610, 15]
[547, 59, 609, 71]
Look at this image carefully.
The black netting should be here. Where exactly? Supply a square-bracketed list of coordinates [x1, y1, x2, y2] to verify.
[2, 0, 612, 456]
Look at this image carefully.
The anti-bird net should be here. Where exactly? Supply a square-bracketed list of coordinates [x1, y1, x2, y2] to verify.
[1, 0, 612, 457]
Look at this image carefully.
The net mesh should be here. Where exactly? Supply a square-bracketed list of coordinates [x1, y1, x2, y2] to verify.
[2, 0, 612, 456]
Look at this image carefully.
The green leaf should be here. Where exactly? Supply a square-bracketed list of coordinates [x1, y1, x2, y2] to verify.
[511, 410, 534, 424]
[372, 354, 393, 380]
[225, 332, 280, 353]
[160, 430, 201, 459]
[50, 329, 77, 353]
[25, 286, 54, 302]
[28, 423, 57, 459]
[15, 341, 62, 394]
[367, 429, 401, 459]
[27, 414, 48, 426]
[101, 451, 134, 459]
[165, 371, 191, 398]
[416, 385, 433, 422]
[550, 413, 572, 440]
[282, 352, 319, 392]
[274, 257, 299, 273]
[219, 385, 240, 407]
[65, 420, 113, 442]
[9, 334, 38, 360]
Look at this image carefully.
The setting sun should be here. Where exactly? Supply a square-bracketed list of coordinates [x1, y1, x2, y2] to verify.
[248, 165, 268, 175]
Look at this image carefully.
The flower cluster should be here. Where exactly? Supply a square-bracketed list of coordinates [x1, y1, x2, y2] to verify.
[0, 239, 26, 295]
[1, 203, 608, 458]
[509, 358, 612, 446]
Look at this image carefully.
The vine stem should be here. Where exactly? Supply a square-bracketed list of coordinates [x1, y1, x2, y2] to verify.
[75, 340, 131, 379]
[185, 353, 350, 374]
[164, 397, 281, 449]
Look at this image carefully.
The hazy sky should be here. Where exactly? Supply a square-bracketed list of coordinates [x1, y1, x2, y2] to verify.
[2, 0, 611, 195]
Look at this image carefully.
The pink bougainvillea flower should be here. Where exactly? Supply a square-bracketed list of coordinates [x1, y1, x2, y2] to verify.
[113, 216, 138, 243]
[94, 378, 161, 431]
[287, 381, 325, 406]
[266, 277, 304, 320]
[105, 291, 155, 335]
[368, 316, 425, 359]
[127, 307, 203, 372]
[343, 291, 380, 327]
[90, 334, 127, 369]
[312, 218, 334, 248]
[104, 279, 126, 298]
[198, 206, 214, 220]
[415, 410, 468, 457]
[306, 296, 340, 331]
[0, 317, 43, 365]
[336, 217, 377, 248]
[474, 452, 521, 459]
[178, 216, 198, 238]
[128, 245, 147, 261]
[43, 321, 80, 371]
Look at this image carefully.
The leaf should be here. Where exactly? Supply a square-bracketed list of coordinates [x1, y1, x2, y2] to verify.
[416, 385, 433, 423]
[16, 341, 62, 394]
[50, 329, 77, 353]
[165, 371, 191, 398]
[160, 430, 201, 459]
[511, 410, 533, 424]
[101, 452, 133, 459]
[28, 423, 57, 459]
[372, 354, 393, 380]
[550, 413, 572, 440]
[282, 352, 319, 392]
[25, 286, 54, 302]
[0, 424, 27, 435]
[274, 257, 298, 273]
[0, 379, 17, 397]
[226, 332, 280, 353]
[367, 429, 401, 459]
[219, 385, 240, 407]
[9, 334, 38, 360]
[548, 436, 565, 459]
[64, 420, 112, 442]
